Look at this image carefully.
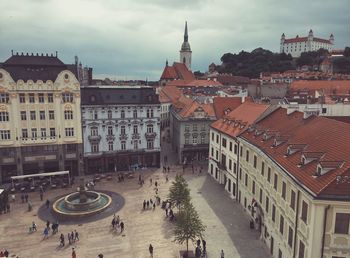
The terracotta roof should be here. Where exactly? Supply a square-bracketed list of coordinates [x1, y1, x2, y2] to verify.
[160, 66, 177, 80]
[178, 101, 215, 118]
[284, 37, 308, 44]
[240, 108, 350, 199]
[160, 86, 182, 103]
[216, 74, 250, 85]
[325, 116, 350, 124]
[213, 97, 242, 119]
[290, 80, 350, 96]
[283, 37, 331, 44]
[159, 89, 172, 103]
[173, 62, 195, 80]
[211, 102, 271, 138]
[160, 62, 195, 81]
[314, 37, 332, 44]
[166, 79, 222, 87]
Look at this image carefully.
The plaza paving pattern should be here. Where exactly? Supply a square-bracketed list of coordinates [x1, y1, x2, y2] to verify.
[0, 168, 270, 258]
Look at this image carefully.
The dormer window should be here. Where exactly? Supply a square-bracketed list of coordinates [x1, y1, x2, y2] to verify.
[316, 161, 344, 176]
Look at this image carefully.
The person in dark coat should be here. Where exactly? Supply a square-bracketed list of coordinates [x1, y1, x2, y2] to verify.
[149, 244, 153, 257]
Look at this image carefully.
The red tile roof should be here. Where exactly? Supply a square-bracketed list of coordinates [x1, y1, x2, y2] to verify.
[290, 80, 350, 95]
[213, 97, 243, 119]
[173, 62, 195, 80]
[284, 37, 331, 44]
[160, 86, 182, 103]
[166, 79, 222, 87]
[211, 102, 271, 138]
[178, 101, 216, 118]
[240, 108, 350, 198]
[160, 66, 177, 80]
[284, 37, 308, 44]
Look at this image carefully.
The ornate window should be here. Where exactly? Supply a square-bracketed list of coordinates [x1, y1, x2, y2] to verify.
[133, 125, 138, 134]
[40, 111, 46, 120]
[107, 126, 113, 136]
[30, 111, 36, 120]
[120, 126, 126, 135]
[133, 140, 138, 150]
[0, 112, 9, 122]
[91, 143, 99, 153]
[121, 141, 126, 150]
[108, 141, 114, 151]
[0, 130, 11, 140]
[40, 128, 46, 138]
[107, 110, 112, 119]
[19, 93, 25, 103]
[49, 110, 55, 120]
[147, 124, 153, 133]
[64, 110, 73, 120]
[31, 128, 37, 139]
[90, 127, 98, 136]
[50, 128, 56, 137]
[28, 93, 35, 103]
[62, 93, 74, 103]
[121, 110, 125, 119]
[38, 93, 45, 103]
[147, 140, 154, 149]
[133, 109, 137, 118]
[22, 129, 28, 139]
[65, 128, 74, 137]
[47, 93, 54, 103]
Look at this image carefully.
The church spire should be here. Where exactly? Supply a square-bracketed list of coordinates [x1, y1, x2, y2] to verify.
[184, 21, 188, 42]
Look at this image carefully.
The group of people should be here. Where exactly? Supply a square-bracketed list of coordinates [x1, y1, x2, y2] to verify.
[20, 193, 29, 203]
[117, 174, 125, 182]
[162, 166, 170, 173]
[0, 249, 9, 257]
[59, 230, 79, 247]
[164, 202, 175, 221]
[111, 214, 125, 233]
[42, 221, 61, 239]
[195, 239, 207, 258]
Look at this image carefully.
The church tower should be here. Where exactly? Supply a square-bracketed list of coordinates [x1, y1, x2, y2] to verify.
[180, 21, 192, 70]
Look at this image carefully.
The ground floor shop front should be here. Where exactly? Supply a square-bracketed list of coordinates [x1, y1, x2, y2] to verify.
[84, 151, 160, 175]
[0, 144, 83, 184]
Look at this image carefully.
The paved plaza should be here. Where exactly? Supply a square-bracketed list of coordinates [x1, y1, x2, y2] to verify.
[0, 166, 270, 258]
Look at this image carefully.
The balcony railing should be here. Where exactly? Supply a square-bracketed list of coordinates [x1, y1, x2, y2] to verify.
[132, 133, 140, 140]
[145, 132, 157, 139]
[119, 134, 128, 140]
[88, 135, 101, 141]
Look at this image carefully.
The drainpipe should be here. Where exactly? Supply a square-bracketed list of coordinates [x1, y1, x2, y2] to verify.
[292, 190, 300, 258]
[236, 139, 240, 199]
[321, 205, 330, 258]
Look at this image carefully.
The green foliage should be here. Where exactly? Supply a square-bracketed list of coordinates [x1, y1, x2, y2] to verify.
[343, 47, 350, 57]
[173, 201, 206, 254]
[296, 48, 329, 67]
[218, 48, 294, 78]
[333, 57, 350, 74]
[168, 175, 190, 209]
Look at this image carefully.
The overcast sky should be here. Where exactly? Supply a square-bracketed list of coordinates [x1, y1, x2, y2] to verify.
[0, 0, 349, 80]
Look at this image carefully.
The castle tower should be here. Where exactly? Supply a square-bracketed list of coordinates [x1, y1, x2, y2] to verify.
[329, 34, 334, 45]
[280, 33, 285, 53]
[180, 21, 192, 70]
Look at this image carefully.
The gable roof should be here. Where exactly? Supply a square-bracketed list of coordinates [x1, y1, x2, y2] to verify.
[211, 101, 271, 138]
[160, 62, 195, 81]
[166, 79, 222, 87]
[290, 80, 350, 95]
[213, 97, 243, 119]
[240, 108, 350, 199]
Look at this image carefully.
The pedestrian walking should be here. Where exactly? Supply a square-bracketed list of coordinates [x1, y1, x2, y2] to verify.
[143, 200, 146, 210]
[147, 200, 150, 209]
[153, 203, 156, 210]
[165, 175, 168, 182]
[202, 239, 207, 254]
[75, 230, 79, 241]
[120, 221, 124, 232]
[72, 248, 76, 258]
[150, 178, 152, 185]
[46, 199, 50, 208]
[60, 233, 65, 247]
[40, 191, 43, 201]
[165, 208, 168, 217]
[112, 218, 116, 229]
[46, 220, 50, 229]
[68, 232, 72, 244]
[149, 244, 153, 257]
[150, 198, 153, 204]
[71, 231, 75, 243]
[155, 181, 158, 187]
[43, 227, 49, 239]
[32, 221, 37, 232]
[116, 215, 120, 227]
[221, 249, 225, 258]
[25, 193, 29, 202]
[167, 166, 170, 173]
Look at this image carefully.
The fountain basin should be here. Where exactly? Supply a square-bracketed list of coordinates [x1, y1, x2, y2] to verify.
[53, 191, 112, 218]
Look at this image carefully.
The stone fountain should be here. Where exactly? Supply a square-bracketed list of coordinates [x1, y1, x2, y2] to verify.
[52, 178, 112, 218]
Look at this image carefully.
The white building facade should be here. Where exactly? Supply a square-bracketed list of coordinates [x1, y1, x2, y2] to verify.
[280, 30, 334, 58]
[81, 86, 161, 174]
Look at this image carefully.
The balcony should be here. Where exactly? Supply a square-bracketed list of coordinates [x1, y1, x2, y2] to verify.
[106, 135, 115, 141]
[183, 143, 208, 150]
[217, 162, 227, 171]
[88, 135, 101, 142]
[132, 133, 140, 140]
[119, 134, 128, 140]
[145, 132, 157, 139]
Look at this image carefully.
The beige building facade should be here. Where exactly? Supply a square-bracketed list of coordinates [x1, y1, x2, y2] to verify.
[0, 53, 83, 183]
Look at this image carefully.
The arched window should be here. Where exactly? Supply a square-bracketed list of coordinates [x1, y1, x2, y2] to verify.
[183, 57, 186, 64]
[121, 110, 125, 119]
[133, 109, 137, 118]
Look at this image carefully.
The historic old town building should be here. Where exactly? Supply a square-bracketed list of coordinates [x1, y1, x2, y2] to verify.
[209, 106, 350, 258]
[81, 86, 161, 174]
[0, 52, 83, 183]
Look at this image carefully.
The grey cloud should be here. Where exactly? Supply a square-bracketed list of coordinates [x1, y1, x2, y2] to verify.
[0, 0, 349, 80]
